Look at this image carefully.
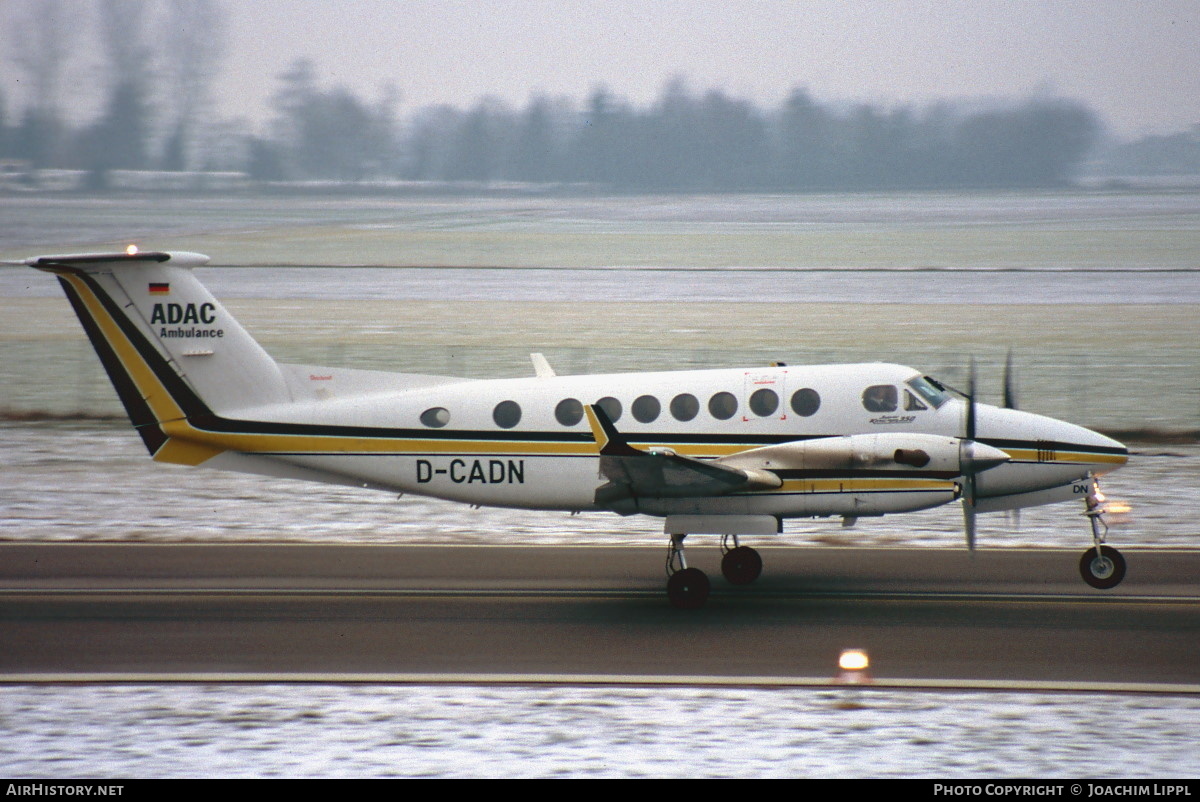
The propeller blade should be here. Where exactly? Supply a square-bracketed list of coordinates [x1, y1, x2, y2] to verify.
[1003, 349, 1018, 410]
[962, 465, 977, 553]
[966, 357, 977, 441]
[961, 357, 978, 553]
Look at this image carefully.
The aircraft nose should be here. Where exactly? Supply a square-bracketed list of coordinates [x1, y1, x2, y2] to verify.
[1045, 418, 1129, 474]
[977, 405, 1129, 476]
[1090, 428, 1129, 470]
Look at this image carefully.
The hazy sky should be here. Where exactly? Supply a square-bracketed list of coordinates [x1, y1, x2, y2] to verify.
[4, 0, 1198, 138]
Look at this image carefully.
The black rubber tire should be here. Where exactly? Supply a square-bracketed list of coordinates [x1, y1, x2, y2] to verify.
[1080, 545, 1126, 590]
[721, 546, 763, 585]
[667, 567, 711, 609]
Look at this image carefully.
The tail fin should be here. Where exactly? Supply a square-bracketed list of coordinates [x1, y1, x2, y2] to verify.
[26, 250, 289, 457]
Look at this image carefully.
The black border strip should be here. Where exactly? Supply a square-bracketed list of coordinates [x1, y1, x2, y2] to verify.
[57, 276, 169, 455]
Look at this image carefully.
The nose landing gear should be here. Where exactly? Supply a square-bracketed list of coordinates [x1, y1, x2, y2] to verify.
[1080, 475, 1126, 590]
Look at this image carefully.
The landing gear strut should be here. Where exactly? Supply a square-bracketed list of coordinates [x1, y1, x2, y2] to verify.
[665, 534, 710, 609]
[1079, 475, 1126, 590]
[720, 535, 763, 585]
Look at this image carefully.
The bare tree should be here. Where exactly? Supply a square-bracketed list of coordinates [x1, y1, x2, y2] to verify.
[8, 0, 78, 165]
[161, 0, 227, 170]
[85, 0, 154, 172]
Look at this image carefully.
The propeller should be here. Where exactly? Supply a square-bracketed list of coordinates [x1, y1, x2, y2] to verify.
[961, 358, 979, 552]
[1003, 348, 1018, 410]
[957, 357, 1012, 552]
[1002, 349, 1020, 528]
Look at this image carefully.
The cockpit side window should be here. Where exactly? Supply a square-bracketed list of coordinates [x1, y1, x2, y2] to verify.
[904, 390, 927, 411]
[862, 384, 898, 412]
[907, 376, 950, 409]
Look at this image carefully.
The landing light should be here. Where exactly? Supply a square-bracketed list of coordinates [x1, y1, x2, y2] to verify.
[125, 244, 139, 256]
[839, 648, 870, 672]
[835, 647, 872, 691]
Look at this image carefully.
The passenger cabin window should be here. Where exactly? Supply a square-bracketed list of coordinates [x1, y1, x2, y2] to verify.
[670, 393, 699, 422]
[862, 384, 898, 413]
[708, 391, 738, 420]
[493, 400, 522, 428]
[749, 388, 779, 417]
[596, 396, 622, 422]
[420, 407, 450, 428]
[790, 388, 820, 417]
[632, 395, 661, 423]
[555, 398, 583, 426]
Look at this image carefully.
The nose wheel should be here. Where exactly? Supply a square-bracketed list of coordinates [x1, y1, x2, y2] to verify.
[1079, 475, 1126, 590]
[1080, 545, 1126, 589]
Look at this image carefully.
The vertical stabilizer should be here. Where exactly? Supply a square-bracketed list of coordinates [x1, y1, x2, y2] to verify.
[27, 251, 290, 450]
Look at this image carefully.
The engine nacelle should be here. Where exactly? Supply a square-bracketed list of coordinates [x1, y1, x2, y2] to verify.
[715, 432, 1004, 477]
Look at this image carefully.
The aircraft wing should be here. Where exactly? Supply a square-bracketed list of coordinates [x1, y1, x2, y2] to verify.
[584, 405, 780, 506]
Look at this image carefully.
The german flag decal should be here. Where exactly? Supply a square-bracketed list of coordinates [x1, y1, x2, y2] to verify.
[148, 282, 170, 295]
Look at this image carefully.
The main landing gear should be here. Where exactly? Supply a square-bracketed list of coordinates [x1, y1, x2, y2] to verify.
[1079, 475, 1126, 590]
[720, 534, 763, 585]
[665, 533, 763, 609]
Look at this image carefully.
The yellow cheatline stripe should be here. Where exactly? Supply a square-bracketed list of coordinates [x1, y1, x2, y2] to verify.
[59, 272, 1128, 473]
[583, 406, 608, 451]
[60, 272, 190, 427]
[778, 478, 957, 493]
[165, 429, 604, 464]
[1001, 448, 1128, 465]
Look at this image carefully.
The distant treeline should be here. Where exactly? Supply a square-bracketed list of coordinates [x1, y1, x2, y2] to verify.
[0, 25, 1125, 194]
[3, 0, 1194, 193]
[249, 70, 1104, 191]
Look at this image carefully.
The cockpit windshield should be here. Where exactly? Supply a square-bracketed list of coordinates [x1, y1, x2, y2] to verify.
[907, 375, 950, 409]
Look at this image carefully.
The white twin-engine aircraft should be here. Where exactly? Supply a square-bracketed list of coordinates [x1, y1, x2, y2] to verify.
[19, 249, 1131, 608]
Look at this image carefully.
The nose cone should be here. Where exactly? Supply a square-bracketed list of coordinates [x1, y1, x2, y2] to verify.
[1089, 431, 1129, 475]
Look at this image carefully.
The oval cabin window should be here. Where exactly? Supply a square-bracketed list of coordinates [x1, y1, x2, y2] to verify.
[632, 395, 661, 423]
[420, 407, 450, 428]
[493, 400, 522, 428]
[708, 391, 738, 420]
[555, 398, 583, 426]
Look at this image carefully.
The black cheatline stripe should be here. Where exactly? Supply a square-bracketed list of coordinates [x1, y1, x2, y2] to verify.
[57, 276, 168, 456]
[57, 268, 816, 449]
[65, 268, 212, 420]
[194, 416, 834, 445]
[980, 437, 1127, 457]
[62, 270, 834, 447]
[57, 268, 1130, 462]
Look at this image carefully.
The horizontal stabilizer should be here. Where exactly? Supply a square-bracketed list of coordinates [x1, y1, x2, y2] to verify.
[21, 250, 207, 269]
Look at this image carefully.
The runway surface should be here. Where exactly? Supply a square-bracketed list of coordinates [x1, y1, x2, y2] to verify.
[2, 544, 1197, 688]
